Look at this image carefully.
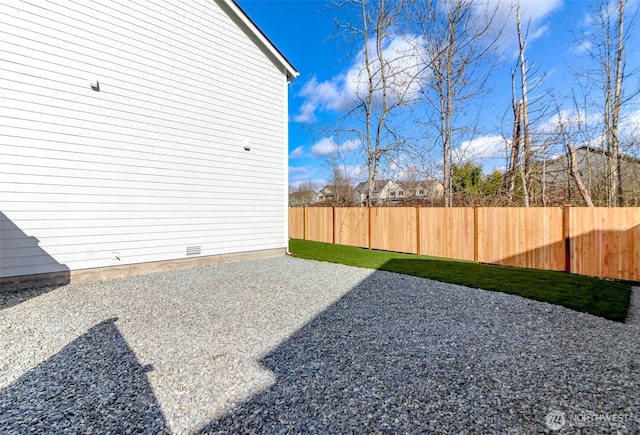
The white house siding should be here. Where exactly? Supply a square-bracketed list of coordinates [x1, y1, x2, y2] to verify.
[0, 0, 293, 278]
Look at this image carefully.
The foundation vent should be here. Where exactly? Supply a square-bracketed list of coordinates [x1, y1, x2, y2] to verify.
[186, 246, 201, 256]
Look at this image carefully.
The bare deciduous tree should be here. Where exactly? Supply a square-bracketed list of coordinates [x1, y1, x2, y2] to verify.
[413, 0, 500, 207]
[296, 181, 318, 193]
[515, 5, 531, 206]
[332, 0, 423, 206]
[574, 0, 638, 206]
[504, 3, 555, 207]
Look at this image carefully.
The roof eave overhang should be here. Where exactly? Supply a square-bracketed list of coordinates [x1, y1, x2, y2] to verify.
[223, 0, 299, 82]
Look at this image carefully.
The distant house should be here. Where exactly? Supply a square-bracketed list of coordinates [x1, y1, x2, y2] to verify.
[315, 184, 355, 205]
[0, 0, 298, 288]
[354, 179, 406, 205]
[316, 186, 336, 203]
[544, 146, 640, 205]
[354, 179, 444, 205]
[401, 180, 445, 203]
[315, 185, 336, 203]
[289, 191, 316, 206]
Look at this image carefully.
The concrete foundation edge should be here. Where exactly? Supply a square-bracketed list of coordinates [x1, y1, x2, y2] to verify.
[0, 248, 286, 291]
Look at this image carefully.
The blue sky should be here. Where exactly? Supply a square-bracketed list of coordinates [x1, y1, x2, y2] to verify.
[236, 0, 640, 190]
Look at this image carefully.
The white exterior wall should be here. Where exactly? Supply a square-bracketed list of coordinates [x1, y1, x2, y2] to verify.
[0, 0, 291, 278]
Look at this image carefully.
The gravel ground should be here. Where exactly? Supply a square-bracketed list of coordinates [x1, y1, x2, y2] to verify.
[628, 287, 640, 326]
[0, 256, 638, 434]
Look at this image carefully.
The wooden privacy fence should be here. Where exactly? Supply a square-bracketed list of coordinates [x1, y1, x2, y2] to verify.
[288, 206, 640, 281]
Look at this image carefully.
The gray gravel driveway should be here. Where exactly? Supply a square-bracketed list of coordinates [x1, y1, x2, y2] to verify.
[1, 256, 638, 433]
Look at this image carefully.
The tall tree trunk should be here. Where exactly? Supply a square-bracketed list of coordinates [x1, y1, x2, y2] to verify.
[442, 21, 455, 208]
[568, 144, 595, 207]
[516, 5, 530, 207]
[361, 0, 373, 206]
[506, 93, 521, 203]
[612, 0, 625, 205]
[603, 0, 625, 206]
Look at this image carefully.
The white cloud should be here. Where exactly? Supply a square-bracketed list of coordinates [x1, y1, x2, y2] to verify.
[537, 108, 600, 135]
[535, 107, 640, 153]
[571, 40, 593, 55]
[289, 166, 312, 176]
[294, 77, 346, 122]
[620, 108, 640, 146]
[295, 34, 427, 123]
[529, 24, 549, 41]
[349, 34, 427, 103]
[381, 155, 405, 179]
[310, 137, 338, 157]
[294, 102, 317, 123]
[343, 138, 360, 152]
[539, 105, 640, 136]
[477, 0, 564, 57]
[628, 108, 640, 127]
[295, 0, 564, 122]
[289, 166, 317, 187]
[289, 146, 304, 159]
[295, 1, 563, 122]
[331, 164, 366, 182]
[310, 137, 360, 157]
[344, 165, 364, 179]
[512, 0, 563, 22]
[456, 135, 506, 164]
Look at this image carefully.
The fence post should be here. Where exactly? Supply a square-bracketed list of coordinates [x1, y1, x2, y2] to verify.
[563, 205, 571, 273]
[302, 207, 307, 240]
[332, 206, 336, 244]
[474, 205, 480, 263]
[416, 206, 421, 255]
[367, 206, 372, 249]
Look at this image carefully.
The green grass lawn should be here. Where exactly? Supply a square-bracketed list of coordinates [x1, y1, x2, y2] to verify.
[289, 239, 632, 322]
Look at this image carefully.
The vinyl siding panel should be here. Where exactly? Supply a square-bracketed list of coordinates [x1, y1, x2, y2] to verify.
[0, 0, 290, 278]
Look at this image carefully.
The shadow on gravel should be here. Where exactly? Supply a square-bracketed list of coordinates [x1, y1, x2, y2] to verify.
[198, 268, 638, 433]
[197, 271, 528, 433]
[0, 318, 169, 433]
[0, 284, 67, 311]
